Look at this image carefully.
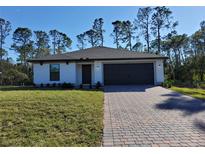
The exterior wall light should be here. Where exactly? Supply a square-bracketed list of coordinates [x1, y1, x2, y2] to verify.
[96, 65, 100, 70]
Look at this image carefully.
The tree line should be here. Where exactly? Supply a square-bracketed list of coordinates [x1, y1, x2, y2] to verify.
[1, 27, 72, 65]
[76, 7, 177, 53]
[0, 6, 205, 85]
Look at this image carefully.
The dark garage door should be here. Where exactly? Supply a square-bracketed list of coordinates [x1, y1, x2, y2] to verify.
[104, 63, 154, 85]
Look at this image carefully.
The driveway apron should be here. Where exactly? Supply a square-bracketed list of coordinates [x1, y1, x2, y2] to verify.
[103, 85, 205, 147]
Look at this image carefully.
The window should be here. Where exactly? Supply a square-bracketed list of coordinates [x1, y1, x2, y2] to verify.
[50, 64, 60, 81]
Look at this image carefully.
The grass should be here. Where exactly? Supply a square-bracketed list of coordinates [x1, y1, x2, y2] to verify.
[0, 86, 103, 146]
[171, 86, 205, 100]
[199, 82, 205, 89]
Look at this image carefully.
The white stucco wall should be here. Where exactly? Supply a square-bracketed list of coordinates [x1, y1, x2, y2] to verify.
[33, 59, 165, 86]
[33, 62, 76, 85]
[155, 59, 164, 84]
[94, 61, 103, 84]
[33, 63, 49, 84]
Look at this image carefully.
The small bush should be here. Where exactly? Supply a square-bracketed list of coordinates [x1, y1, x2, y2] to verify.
[173, 80, 183, 86]
[79, 84, 83, 89]
[46, 83, 50, 87]
[61, 82, 74, 89]
[58, 83, 61, 87]
[67, 83, 74, 89]
[40, 83, 43, 87]
[24, 80, 33, 86]
[162, 80, 174, 88]
[61, 82, 68, 89]
[193, 80, 200, 88]
[52, 83, 56, 87]
[95, 81, 102, 89]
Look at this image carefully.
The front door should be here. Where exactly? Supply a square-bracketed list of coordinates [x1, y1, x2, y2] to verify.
[82, 65, 91, 84]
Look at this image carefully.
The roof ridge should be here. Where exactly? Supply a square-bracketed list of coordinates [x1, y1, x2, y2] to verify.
[62, 46, 160, 56]
[28, 46, 167, 62]
[100, 47, 160, 56]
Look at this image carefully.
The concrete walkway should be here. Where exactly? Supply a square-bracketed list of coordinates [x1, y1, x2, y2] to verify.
[103, 85, 205, 147]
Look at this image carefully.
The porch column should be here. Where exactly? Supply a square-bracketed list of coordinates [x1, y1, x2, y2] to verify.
[94, 61, 103, 85]
[155, 60, 164, 85]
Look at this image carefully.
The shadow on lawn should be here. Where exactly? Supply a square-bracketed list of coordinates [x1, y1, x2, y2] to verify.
[156, 92, 205, 116]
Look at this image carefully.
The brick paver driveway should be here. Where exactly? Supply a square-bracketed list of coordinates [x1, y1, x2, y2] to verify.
[103, 85, 205, 147]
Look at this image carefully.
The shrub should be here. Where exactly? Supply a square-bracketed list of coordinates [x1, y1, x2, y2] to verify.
[61, 82, 74, 89]
[40, 83, 43, 87]
[23, 79, 33, 86]
[193, 80, 200, 88]
[173, 80, 183, 86]
[67, 83, 74, 89]
[61, 82, 68, 88]
[46, 83, 50, 87]
[58, 83, 61, 87]
[0, 60, 32, 86]
[95, 81, 102, 89]
[2, 68, 30, 85]
[183, 81, 192, 87]
[90, 84, 92, 89]
[52, 83, 56, 87]
[79, 84, 83, 89]
[162, 80, 174, 88]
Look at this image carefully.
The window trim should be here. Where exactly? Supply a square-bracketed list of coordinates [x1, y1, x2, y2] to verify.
[50, 64, 60, 81]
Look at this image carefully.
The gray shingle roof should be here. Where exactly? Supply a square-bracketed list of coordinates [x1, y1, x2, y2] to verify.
[28, 46, 167, 62]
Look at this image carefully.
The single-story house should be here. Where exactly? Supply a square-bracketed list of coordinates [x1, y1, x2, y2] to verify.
[28, 47, 167, 86]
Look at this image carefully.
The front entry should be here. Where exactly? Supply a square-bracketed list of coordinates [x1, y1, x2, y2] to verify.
[82, 64, 91, 84]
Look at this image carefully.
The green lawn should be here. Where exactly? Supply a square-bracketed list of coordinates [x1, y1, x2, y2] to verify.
[0, 87, 103, 146]
[171, 86, 205, 100]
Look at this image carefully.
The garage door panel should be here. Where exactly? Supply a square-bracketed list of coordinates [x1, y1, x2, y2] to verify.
[104, 63, 154, 85]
